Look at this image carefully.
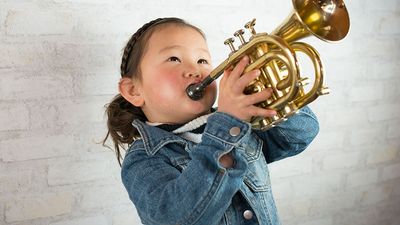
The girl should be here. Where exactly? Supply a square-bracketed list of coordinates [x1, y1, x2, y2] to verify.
[103, 17, 319, 225]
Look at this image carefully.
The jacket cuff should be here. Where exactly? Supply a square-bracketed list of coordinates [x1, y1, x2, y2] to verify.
[204, 112, 251, 145]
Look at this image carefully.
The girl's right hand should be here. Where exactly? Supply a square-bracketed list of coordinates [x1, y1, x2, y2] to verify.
[217, 56, 277, 122]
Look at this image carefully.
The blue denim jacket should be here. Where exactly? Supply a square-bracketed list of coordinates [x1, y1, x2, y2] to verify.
[121, 106, 319, 225]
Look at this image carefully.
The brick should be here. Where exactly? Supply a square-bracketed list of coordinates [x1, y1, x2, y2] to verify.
[79, 185, 131, 210]
[349, 83, 384, 102]
[50, 216, 108, 225]
[75, 73, 119, 96]
[269, 156, 312, 178]
[1, 135, 74, 162]
[57, 96, 108, 126]
[290, 199, 312, 217]
[367, 103, 400, 122]
[346, 169, 379, 188]
[0, 103, 29, 131]
[349, 127, 386, 147]
[322, 151, 361, 170]
[0, 169, 33, 195]
[324, 108, 369, 128]
[50, 43, 118, 72]
[113, 210, 143, 225]
[364, 0, 399, 12]
[309, 192, 357, 216]
[310, 128, 346, 150]
[5, 193, 73, 222]
[292, 173, 343, 197]
[387, 121, 400, 139]
[0, 73, 74, 100]
[382, 163, 400, 181]
[0, 43, 45, 68]
[360, 185, 393, 206]
[48, 153, 116, 186]
[366, 146, 398, 165]
[297, 217, 333, 225]
[270, 180, 292, 200]
[5, 10, 73, 35]
[28, 102, 60, 130]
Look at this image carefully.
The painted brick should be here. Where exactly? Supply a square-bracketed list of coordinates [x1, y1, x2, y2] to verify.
[359, 185, 393, 206]
[47, 153, 117, 186]
[269, 156, 312, 178]
[79, 185, 131, 210]
[346, 169, 379, 188]
[292, 173, 343, 197]
[112, 209, 143, 225]
[366, 146, 398, 165]
[0, 73, 74, 101]
[349, 83, 385, 103]
[387, 121, 400, 139]
[367, 103, 400, 122]
[5, 193, 73, 222]
[381, 163, 400, 181]
[0, 103, 29, 131]
[322, 151, 361, 170]
[297, 217, 333, 225]
[1, 135, 74, 162]
[5, 10, 73, 35]
[50, 216, 108, 225]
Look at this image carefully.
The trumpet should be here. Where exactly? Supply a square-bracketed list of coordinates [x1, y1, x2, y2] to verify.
[186, 0, 350, 130]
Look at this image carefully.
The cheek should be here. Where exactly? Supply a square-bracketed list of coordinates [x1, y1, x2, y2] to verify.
[148, 76, 182, 99]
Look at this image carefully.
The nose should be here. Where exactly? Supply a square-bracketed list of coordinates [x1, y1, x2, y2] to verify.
[183, 65, 202, 79]
[185, 71, 201, 78]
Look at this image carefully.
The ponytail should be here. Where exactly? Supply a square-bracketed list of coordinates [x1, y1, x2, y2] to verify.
[102, 94, 146, 165]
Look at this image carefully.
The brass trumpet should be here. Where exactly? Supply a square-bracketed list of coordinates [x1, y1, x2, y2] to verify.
[186, 0, 350, 130]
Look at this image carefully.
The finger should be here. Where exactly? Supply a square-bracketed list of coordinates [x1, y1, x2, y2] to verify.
[226, 56, 249, 86]
[234, 69, 261, 93]
[220, 68, 233, 87]
[243, 88, 274, 105]
[248, 105, 277, 118]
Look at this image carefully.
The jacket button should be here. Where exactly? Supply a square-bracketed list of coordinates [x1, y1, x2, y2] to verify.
[229, 127, 241, 136]
[243, 210, 253, 220]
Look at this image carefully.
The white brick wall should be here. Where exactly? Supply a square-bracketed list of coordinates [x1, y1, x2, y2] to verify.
[0, 0, 399, 225]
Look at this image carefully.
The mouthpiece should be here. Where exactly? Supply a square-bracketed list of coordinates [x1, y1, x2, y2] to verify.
[186, 76, 215, 100]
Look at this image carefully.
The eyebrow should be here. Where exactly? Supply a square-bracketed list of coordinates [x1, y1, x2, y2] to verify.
[159, 45, 209, 54]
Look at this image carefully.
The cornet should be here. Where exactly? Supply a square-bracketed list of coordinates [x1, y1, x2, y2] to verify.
[186, 0, 350, 130]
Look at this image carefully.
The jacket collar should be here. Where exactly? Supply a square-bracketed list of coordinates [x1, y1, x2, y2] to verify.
[132, 119, 187, 156]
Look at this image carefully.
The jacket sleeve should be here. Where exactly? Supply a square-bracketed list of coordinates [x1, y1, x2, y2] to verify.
[254, 106, 320, 163]
[121, 112, 252, 225]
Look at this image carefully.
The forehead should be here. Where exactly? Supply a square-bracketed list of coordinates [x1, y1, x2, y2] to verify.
[146, 24, 207, 49]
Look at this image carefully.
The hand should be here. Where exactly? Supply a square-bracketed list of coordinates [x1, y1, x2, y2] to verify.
[217, 56, 277, 122]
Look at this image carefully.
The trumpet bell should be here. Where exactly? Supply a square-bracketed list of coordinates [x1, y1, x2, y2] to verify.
[272, 0, 350, 43]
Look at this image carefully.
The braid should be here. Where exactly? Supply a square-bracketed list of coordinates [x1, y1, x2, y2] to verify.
[120, 18, 165, 77]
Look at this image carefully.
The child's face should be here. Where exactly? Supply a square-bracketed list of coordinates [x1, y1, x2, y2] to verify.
[137, 25, 217, 124]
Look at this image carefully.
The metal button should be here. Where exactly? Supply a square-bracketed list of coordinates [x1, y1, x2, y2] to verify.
[229, 127, 241, 136]
[243, 209, 253, 220]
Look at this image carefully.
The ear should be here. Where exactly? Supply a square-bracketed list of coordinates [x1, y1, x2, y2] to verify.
[119, 77, 144, 107]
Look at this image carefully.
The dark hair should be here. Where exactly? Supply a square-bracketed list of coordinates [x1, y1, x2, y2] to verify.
[103, 17, 205, 165]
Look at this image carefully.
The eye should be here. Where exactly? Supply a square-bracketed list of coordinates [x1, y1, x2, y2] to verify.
[167, 56, 181, 62]
[197, 59, 209, 64]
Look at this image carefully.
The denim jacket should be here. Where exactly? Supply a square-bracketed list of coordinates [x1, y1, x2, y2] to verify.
[121, 106, 319, 225]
